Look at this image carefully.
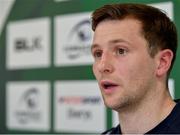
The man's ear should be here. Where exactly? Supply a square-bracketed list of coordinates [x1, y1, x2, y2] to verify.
[156, 49, 173, 77]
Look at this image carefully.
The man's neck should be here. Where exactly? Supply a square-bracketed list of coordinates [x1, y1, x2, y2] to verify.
[118, 89, 176, 134]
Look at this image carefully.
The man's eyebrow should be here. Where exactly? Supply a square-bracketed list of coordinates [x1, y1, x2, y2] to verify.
[91, 39, 131, 51]
[91, 44, 99, 51]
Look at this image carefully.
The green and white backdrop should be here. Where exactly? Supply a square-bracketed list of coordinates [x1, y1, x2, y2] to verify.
[0, 0, 180, 134]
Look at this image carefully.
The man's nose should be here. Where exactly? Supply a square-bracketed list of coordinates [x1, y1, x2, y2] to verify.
[98, 53, 114, 73]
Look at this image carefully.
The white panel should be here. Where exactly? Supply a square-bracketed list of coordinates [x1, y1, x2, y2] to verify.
[6, 18, 51, 69]
[54, 12, 94, 66]
[150, 1, 173, 20]
[6, 81, 50, 131]
[168, 78, 175, 99]
[0, 0, 15, 36]
[54, 80, 106, 133]
[112, 111, 119, 127]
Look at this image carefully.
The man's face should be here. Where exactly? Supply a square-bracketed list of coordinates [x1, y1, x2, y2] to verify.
[91, 19, 158, 111]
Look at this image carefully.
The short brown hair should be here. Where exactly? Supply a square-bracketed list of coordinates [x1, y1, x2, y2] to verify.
[91, 3, 177, 74]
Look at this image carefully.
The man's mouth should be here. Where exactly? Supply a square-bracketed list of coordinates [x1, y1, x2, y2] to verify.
[101, 81, 118, 90]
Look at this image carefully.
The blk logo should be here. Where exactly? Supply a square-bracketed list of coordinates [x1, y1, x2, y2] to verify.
[14, 37, 42, 52]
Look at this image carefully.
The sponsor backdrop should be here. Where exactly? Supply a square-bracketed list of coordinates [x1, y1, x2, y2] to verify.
[0, 0, 180, 134]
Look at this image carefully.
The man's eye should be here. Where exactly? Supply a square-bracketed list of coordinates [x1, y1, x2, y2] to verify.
[117, 48, 127, 55]
[93, 51, 102, 58]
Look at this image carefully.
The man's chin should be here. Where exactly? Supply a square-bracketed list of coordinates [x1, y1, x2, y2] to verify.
[104, 101, 122, 110]
[104, 99, 132, 112]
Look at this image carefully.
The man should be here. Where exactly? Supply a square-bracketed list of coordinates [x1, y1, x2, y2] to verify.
[91, 3, 179, 134]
